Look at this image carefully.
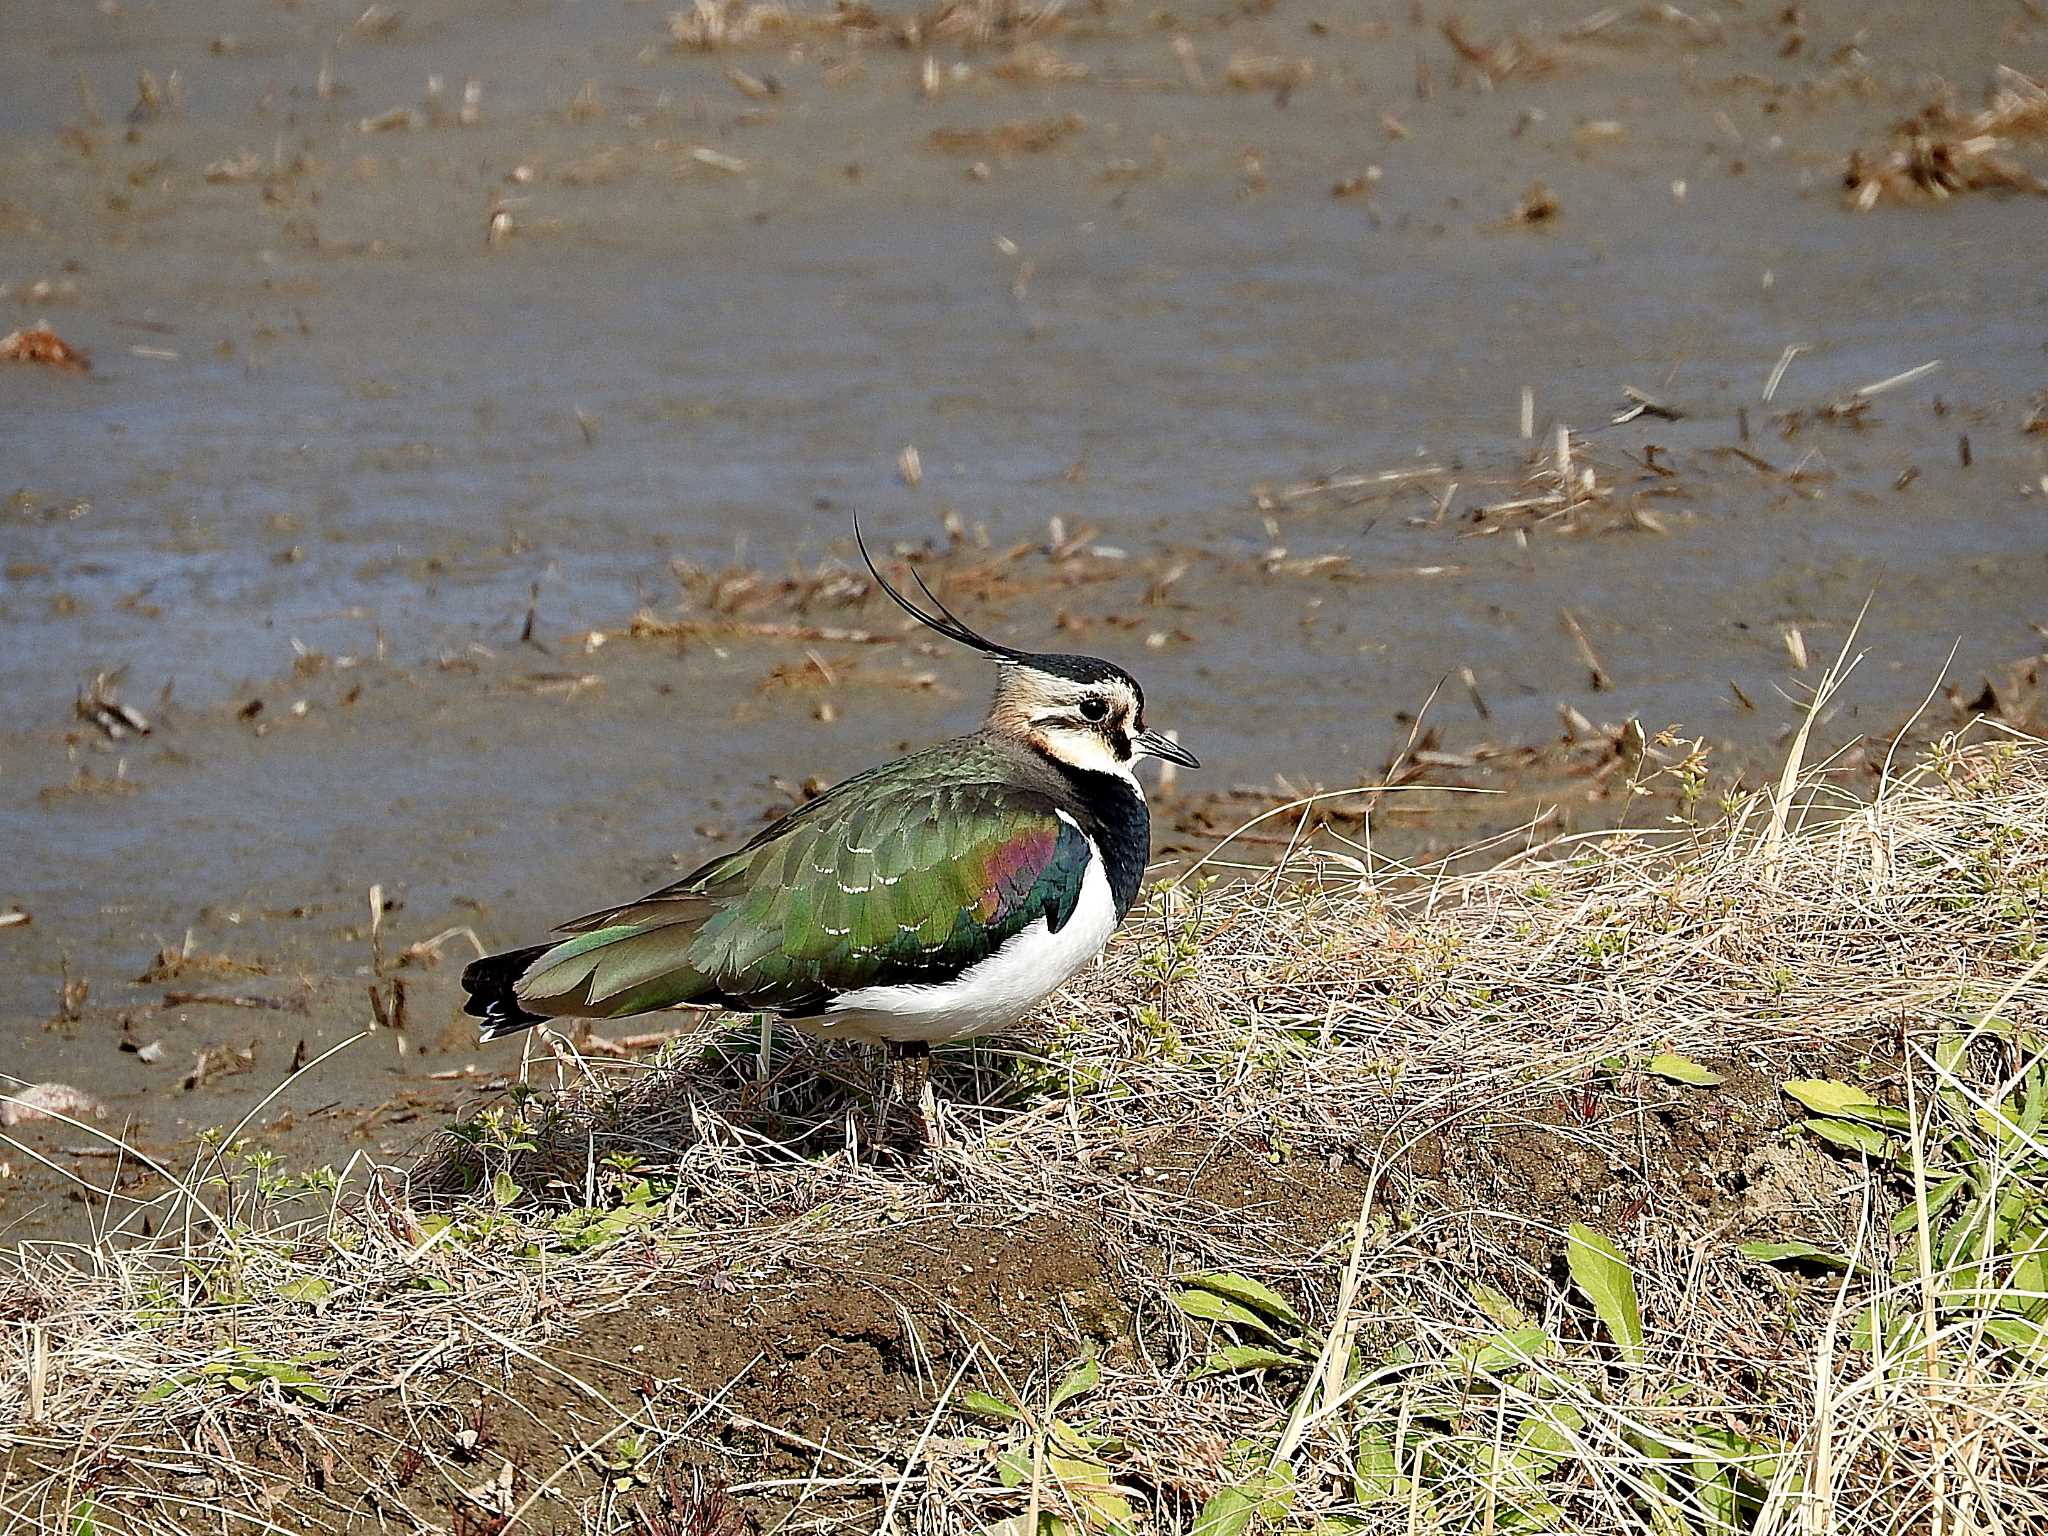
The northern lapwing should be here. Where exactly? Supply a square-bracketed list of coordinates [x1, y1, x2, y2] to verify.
[462, 520, 1198, 1145]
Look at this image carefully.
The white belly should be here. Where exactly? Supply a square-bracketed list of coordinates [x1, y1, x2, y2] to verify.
[805, 837, 1119, 1046]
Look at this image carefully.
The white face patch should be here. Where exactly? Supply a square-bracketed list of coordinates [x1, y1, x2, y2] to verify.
[1030, 719, 1141, 789]
[983, 664, 1149, 788]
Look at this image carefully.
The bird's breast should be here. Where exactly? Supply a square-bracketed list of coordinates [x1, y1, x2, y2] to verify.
[809, 836, 1120, 1046]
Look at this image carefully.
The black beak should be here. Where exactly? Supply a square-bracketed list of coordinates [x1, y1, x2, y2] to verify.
[1135, 729, 1200, 768]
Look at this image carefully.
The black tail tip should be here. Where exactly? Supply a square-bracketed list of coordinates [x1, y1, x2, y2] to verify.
[462, 944, 553, 1041]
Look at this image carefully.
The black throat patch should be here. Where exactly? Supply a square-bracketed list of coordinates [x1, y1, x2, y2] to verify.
[1037, 752, 1150, 919]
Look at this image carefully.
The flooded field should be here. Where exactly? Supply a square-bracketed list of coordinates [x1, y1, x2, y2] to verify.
[3, 0, 2047, 1235]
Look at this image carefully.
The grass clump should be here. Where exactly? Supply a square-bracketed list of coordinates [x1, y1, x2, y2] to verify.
[1844, 66, 2048, 208]
[3, 727, 2046, 1533]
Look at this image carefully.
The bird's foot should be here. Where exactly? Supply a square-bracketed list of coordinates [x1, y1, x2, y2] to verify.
[856, 1040, 940, 1168]
[915, 1078, 947, 1155]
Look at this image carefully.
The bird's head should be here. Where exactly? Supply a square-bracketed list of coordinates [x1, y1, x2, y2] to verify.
[857, 519, 1199, 782]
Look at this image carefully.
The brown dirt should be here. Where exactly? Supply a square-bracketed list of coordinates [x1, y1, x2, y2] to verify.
[17, 1065, 1879, 1534]
[22, 1204, 1143, 1532]
[1404, 1052, 1875, 1296]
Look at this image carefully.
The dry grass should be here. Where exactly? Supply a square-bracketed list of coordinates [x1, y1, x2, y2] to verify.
[1221, 53, 1313, 93]
[1845, 67, 2048, 208]
[1254, 425, 1703, 540]
[925, 112, 1087, 156]
[990, 43, 1088, 83]
[667, 0, 1065, 52]
[668, 0, 806, 51]
[1438, 17, 1567, 89]
[4, 721, 2047, 1533]
[0, 324, 91, 373]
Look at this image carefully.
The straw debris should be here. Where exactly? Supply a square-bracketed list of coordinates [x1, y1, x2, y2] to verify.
[926, 111, 1085, 154]
[917, 0, 1066, 49]
[1, 324, 90, 372]
[1222, 52, 1314, 93]
[989, 42, 1088, 83]
[1440, 16, 1567, 88]
[1844, 67, 2048, 208]
[1506, 177, 1561, 224]
[667, 0, 801, 50]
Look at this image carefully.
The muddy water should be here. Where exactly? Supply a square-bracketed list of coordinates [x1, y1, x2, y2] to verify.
[3, 0, 2046, 1232]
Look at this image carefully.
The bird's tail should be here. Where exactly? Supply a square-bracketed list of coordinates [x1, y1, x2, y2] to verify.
[463, 920, 720, 1042]
[461, 944, 555, 1040]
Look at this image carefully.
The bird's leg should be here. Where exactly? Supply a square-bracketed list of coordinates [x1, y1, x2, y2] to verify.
[882, 1041, 933, 1152]
[865, 1042, 905, 1153]
[902, 1041, 934, 1148]
[918, 1055, 945, 1152]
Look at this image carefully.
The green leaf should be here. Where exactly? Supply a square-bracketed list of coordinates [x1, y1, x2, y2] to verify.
[960, 1390, 1023, 1424]
[1045, 1454, 1132, 1532]
[1938, 1192, 1991, 1269]
[1643, 1478, 1697, 1536]
[1851, 1302, 1919, 1356]
[1353, 1426, 1399, 1503]
[1225, 1469, 1295, 1521]
[1467, 1283, 1530, 1329]
[1461, 1325, 1554, 1373]
[1694, 1460, 1737, 1536]
[1176, 1271, 1303, 1327]
[1737, 1240, 1852, 1271]
[1191, 1489, 1257, 1536]
[1051, 1353, 1099, 1411]
[1047, 1419, 1103, 1458]
[1782, 1078, 1874, 1114]
[1503, 1500, 1567, 1530]
[1645, 1054, 1722, 1087]
[1516, 1401, 1584, 1468]
[1046, 1454, 1108, 1482]
[1801, 1117, 1897, 1159]
[2011, 1234, 2048, 1309]
[276, 1275, 333, 1307]
[1692, 1425, 1782, 1489]
[1173, 1289, 1274, 1335]
[1889, 1171, 1971, 1234]
[1565, 1223, 1643, 1364]
[1195, 1344, 1304, 1377]
[1781, 1079, 1908, 1128]
[1984, 1316, 2048, 1362]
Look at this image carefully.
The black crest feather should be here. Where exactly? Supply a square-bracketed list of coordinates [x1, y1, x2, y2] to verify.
[853, 513, 1026, 662]
[853, 514, 1143, 701]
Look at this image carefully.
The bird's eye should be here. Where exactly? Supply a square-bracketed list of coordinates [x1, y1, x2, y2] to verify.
[1078, 696, 1110, 722]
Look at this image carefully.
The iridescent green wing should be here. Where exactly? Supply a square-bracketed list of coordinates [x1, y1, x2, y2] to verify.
[517, 743, 1092, 1020]
[684, 778, 1092, 1008]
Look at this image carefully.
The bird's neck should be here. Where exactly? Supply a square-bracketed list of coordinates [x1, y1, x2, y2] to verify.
[1036, 752, 1150, 918]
